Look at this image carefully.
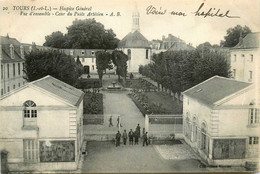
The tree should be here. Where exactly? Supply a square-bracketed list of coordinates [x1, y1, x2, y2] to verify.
[220, 25, 251, 47]
[24, 49, 83, 86]
[96, 51, 113, 85]
[111, 51, 128, 84]
[43, 31, 67, 48]
[65, 19, 119, 49]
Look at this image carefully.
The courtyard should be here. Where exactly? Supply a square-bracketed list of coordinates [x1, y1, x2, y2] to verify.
[81, 141, 207, 173]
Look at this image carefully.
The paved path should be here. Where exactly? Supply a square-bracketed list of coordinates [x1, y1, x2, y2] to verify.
[81, 141, 207, 173]
[102, 90, 145, 133]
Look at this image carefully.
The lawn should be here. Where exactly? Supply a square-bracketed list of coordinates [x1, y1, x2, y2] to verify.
[83, 92, 103, 114]
[129, 91, 183, 116]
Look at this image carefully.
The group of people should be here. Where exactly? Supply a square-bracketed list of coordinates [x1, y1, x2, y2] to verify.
[115, 124, 149, 147]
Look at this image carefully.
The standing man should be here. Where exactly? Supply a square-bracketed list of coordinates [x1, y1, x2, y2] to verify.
[136, 124, 141, 138]
[109, 115, 113, 127]
[129, 129, 134, 145]
[117, 116, 123, 127]
[115, 131, 121, 147]
[143, 132, 148, 146]
[134, 131, 139, 145]
[122, 130, 127, 145]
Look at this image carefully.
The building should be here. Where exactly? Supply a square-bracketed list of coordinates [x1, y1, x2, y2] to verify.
[182, 76, 259, 167]
[230, 32, 260, 84]
[118, 4, 151, 73]
[161, 34, 194, 51]
[0, 35, 27, 97]
[62, 49, 114, 74]
[0, 75, 84, 172]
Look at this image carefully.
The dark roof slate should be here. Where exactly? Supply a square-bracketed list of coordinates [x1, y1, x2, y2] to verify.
[233, 32, 260, 49]
[118, 31, 150, 48]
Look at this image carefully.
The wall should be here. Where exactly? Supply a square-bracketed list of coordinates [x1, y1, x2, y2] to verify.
[230, 49, 259, 83]
[1, 62, 26, 96]
[122, 48, 151, 73]
[0, 86, 81, 171]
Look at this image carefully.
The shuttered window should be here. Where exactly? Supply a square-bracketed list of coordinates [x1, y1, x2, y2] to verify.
[23, 139, 38, 162]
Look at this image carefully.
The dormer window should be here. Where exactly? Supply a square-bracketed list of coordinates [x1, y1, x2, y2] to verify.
[20, 45, 24, 59]
[70, 50, 74, 56]
[81, 51, 85, 55]
[91, 51, 95, 56]
[10, 44, 14, 59]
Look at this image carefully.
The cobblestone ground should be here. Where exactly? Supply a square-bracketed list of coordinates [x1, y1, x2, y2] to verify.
[155, 144, 197, 160]
[81, 141, 208, 173]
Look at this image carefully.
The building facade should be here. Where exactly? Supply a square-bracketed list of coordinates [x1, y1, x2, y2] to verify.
[182, 76, 259, 166]
[117, 4, 151, 73]
[230, 32, 260, 84]
[0, 36, 27, 97]
[0, 75, 84, 172]
[62, 49, 114, 74]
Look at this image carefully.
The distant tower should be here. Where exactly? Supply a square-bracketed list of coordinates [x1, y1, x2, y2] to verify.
[132, 3, 140, 32]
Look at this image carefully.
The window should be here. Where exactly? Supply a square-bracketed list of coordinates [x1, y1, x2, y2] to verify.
[23, 139, 38, 162]
[20, 45, 24, 59]
[1, 89, 3, 95]
[7, 86, 9, 92]
[192, 117, 197, 142]
[13, 63, 15, 77]
[234, 54, 236, 62]
[127, 49, 131, 60]
[201, 122, 209, 154]
[10, 44, 14, 59]
[233, 69, 236, 79]
[1, 64, 3, 79]
[250, 54, 253, 62]
[249, 108, 259, 124]
[23, 63, 24, 74]
[18, 63, 21, 75]
[146, 49, 149, 59]
[23, 100, 37, 127]
[92, 65, 95, 70]
[13, 85, 15, 89]
[18, 83, 20, 87]
[7, 64, 9, 78]
[241, 54, 245, 57]
[249, 137, 259, 145]
[82, 58, 85, 62]
[91, 51, 95, 56]
[92, 58, 94, 63]
[81, 51, 85, 55]
[249, 71, 253, 80]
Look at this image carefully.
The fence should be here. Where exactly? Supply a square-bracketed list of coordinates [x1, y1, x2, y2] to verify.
[145, 114, 183, 140]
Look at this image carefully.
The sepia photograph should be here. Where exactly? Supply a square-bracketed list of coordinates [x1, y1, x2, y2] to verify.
[0, 0, 259, 173]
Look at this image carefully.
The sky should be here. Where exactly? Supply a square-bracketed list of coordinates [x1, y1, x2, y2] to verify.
[0, 0, 259, 47]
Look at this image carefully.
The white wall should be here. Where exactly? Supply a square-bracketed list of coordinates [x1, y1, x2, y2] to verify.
[230, 49, 259, 83]
[122, 48, 151, 73]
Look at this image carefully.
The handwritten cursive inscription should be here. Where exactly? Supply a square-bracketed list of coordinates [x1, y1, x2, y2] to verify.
[193, 3, 240, 18]
[146, 5, 167, 15]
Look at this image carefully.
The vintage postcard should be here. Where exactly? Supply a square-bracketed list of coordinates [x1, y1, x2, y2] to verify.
[0, 0, 259, 173]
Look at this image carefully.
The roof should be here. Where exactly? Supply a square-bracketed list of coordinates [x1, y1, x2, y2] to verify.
[1, 36, 24, 63]
[182, 76, 252, 106]
[31, 75, 84, 106]
[233, 32, 260, 49]
[0, 36, 21, 45]
[118, 30, 150, 48]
